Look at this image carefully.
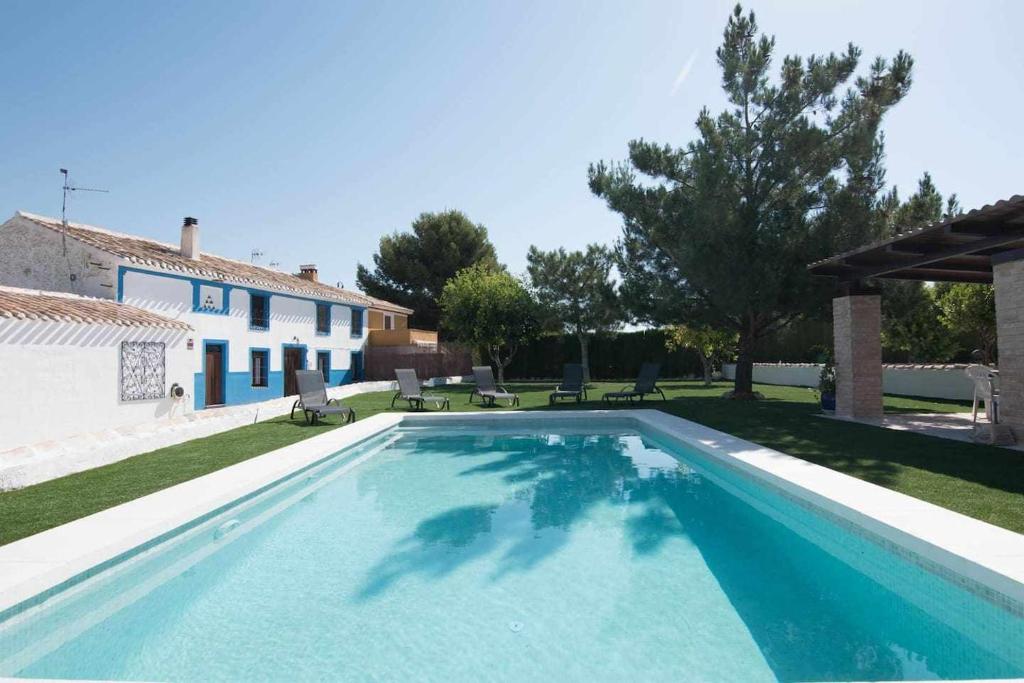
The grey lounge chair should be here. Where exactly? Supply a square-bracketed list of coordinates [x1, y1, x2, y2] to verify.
[602, 363, 665, 403]
[470, 365, 520, 407]
[549, 364, 587, 405]
[293, 369, 356, 425]
[392, 368, 450, 411]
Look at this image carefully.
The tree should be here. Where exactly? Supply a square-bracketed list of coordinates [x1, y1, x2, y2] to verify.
[589, 5, 912, 398]
[881, 283, 958, 362]
[440, 264, 540, 383]
[665, 325, 737, 385]
[936, 283, 997, 364]
[878, 174, 961, 362]
[526, 244, 620, 381]
[356, 210, 499, 330]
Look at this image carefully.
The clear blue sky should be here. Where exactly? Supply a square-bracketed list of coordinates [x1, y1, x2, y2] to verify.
[1, 1, 1020, 290]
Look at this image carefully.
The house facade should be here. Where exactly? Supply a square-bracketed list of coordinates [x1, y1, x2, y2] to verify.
[0, 211, 414, 411]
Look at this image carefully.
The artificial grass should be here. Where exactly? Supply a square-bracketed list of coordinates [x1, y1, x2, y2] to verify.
[0, 381, 1020, 546]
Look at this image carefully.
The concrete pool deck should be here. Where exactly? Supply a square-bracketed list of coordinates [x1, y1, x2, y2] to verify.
[822, 410, 1024, 450]
[1, 409, 1022, 624]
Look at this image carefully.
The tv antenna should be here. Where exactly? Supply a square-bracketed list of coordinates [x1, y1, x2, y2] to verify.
[60, 168, 108, 254]
[251, 249, 264, 264]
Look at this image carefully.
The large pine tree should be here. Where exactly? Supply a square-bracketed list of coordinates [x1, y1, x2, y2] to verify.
[589, 5, 913, 397]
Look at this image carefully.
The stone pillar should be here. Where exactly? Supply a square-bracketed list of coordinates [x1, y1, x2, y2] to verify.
[833, 294, 883, 420]
[993, 255, 1024, 435]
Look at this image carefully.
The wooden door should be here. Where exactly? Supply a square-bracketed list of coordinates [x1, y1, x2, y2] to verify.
[283, 347, 304, 396]
[204, 344, 224, 406]
[351, 351, 363, 382]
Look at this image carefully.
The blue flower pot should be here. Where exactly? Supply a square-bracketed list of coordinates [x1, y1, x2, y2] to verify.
[820, 393, 836, 411]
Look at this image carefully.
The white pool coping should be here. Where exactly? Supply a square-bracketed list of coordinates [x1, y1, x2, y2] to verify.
[1, 409, 1023, 622]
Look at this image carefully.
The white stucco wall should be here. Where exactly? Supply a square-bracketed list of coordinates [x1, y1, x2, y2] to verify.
[0, 318, 192, 452]
[0, 215, 118, 299]
[721, 363, 976, 401]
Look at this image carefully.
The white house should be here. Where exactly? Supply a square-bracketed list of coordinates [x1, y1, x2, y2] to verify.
[0, 211, 413, 412]
[0, 285, 193, 451]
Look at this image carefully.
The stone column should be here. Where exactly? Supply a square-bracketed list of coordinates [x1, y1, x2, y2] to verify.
[832, 294, 883, 420]
[993, 254, 1024, 436]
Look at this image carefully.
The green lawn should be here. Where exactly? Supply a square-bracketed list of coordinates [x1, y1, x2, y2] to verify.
[1, 380, 1021, 546]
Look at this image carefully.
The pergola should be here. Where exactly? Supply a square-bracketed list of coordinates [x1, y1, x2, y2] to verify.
[808, 195, 1024, 438]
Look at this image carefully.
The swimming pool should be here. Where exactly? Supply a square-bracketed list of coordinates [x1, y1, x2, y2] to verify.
[1, 414, 1022, 681]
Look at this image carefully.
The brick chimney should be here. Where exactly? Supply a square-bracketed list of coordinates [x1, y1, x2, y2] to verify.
[297, 264, 318, 282]
[181, 217, 199, 260]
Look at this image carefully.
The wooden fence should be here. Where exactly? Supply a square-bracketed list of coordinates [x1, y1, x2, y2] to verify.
[364, 343, 472, 381]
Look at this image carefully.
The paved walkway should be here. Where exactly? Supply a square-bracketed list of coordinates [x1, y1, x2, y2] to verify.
[823, 411, 1022, 450]
[0, 380, 397, 491]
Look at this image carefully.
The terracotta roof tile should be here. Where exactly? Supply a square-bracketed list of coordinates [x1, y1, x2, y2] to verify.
[16, 212, 413, 314]
[0, 286, 192, 330]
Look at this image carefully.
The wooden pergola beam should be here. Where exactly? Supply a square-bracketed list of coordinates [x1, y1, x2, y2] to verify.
[838, 229, 1024, 282]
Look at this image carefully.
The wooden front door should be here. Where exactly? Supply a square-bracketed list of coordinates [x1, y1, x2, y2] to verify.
[351, 351, 363, 382]
[204, 343, 225, 406]
[283, 347, 305, 396]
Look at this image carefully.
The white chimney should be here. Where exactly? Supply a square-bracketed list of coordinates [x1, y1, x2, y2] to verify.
[181, 217, 199, 259]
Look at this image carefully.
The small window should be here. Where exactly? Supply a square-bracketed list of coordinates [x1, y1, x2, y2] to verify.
[383, 313, 393, 330]
[316, 303, 331, 335]
[251, 349, 269, 387]
[351, 309, 363, 337]
[317, 351, 331, 383]
[250, 294, 270, 330]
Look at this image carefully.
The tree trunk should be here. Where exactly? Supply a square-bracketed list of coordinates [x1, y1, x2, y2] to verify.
[701, 354, 713, 386]
[732, 328, 756, 399]
[491, 345, 519, 385]
[489, 346, 506, 385]
[578, 333, 591, 384]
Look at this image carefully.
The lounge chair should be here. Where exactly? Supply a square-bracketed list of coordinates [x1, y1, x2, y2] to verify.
[602, 363, 666, 403]
[549, 364, 587, 405]
[470, 365, 520, 407]
[965, 364, 1000, 424]
[292, 369, 356, 425]
[392, 368, 450, 411]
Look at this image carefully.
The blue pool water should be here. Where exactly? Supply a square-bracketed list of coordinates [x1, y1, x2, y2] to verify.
[2, 422, 1022, 681]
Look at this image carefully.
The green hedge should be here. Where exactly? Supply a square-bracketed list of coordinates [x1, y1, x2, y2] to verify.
[500, 322, 837, 380]
[500, 330, 704, 380]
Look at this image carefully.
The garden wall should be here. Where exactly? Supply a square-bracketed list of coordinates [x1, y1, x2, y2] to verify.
[721, 362, 977, 401]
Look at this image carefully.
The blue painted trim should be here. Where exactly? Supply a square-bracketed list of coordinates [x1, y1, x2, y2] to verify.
[316, 349, 331, 382]
[249, 292, 271, 331]
[116, 265, 369, 312]
[350, 309, 364, 338]
[196, 339, 229, 409]
[281, 343, 308, 399]
[249, 347, 271, 388]
[315, 302, 331, 336]
[192, 281, 231, 315]
[350, 349, 364, 382]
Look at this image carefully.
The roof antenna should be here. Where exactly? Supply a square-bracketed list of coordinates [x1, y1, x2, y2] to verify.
[60, 168, 108, 255]
[251, 249, 264, 264]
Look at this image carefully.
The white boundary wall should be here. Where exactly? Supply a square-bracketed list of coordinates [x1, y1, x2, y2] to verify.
[722, 363, 976, 401]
